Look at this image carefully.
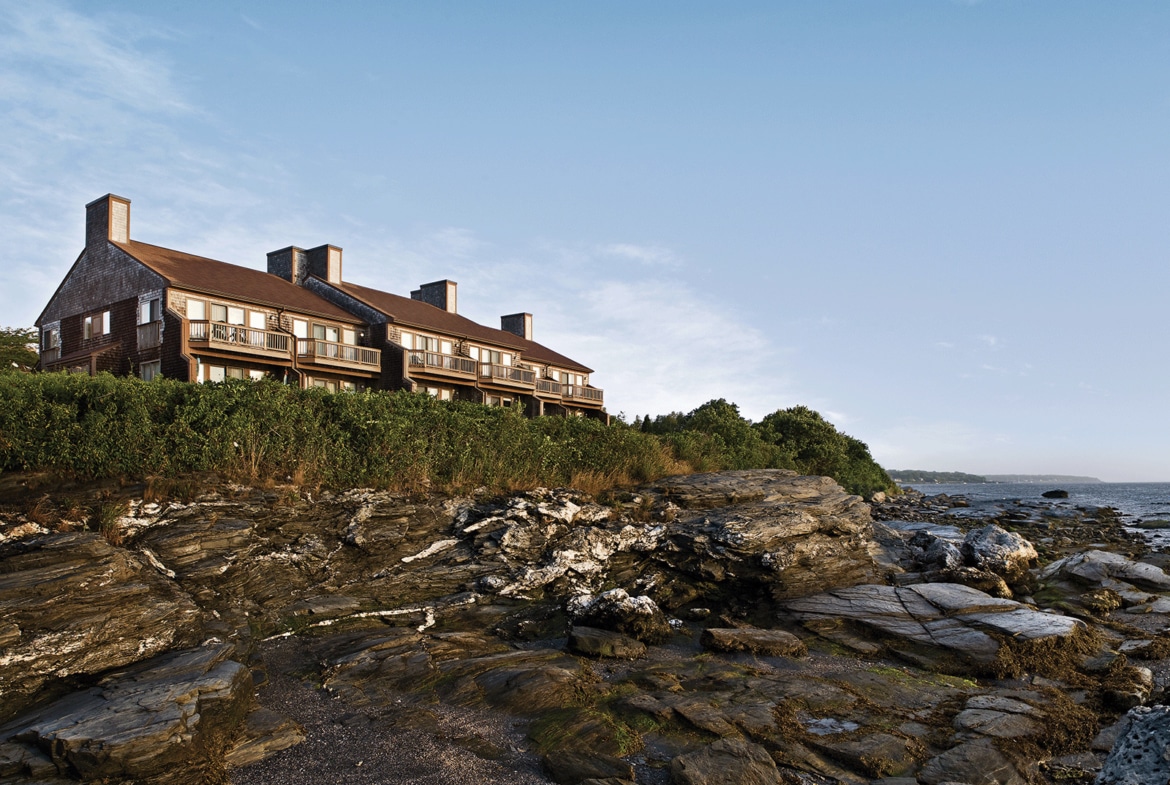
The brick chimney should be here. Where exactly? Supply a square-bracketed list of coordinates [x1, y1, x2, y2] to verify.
[411, 280, 457, 314]
[501, 312, 533, 340]
[86, 194, 131, 249]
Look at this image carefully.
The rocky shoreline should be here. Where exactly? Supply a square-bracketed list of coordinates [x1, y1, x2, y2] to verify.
[2, 471, 1169, 784]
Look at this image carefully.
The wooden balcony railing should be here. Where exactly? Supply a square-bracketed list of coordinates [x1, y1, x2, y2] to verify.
[137, 321, 161, 350]
[298, 339, 381, 370]
[189, 320, 290, 357]
[534, 378, 562, 396]
[408, 352, 476, 377]
[480, 363, 535, 388]
[564, 385, 604, 404]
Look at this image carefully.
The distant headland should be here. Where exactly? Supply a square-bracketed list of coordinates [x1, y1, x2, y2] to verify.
[890, 470, 1104, 484]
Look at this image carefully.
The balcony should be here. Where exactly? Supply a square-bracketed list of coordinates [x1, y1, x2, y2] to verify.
[40, 347, 60, 365]
[534, 378, 563, 397]
[408, 351, 476, 379]
[189, 320, 290, 359]
[480, 363, 535, 389]
[137, 321, 161, 350]
[564, 385, 604, 405]
[298, 339, 381, 371]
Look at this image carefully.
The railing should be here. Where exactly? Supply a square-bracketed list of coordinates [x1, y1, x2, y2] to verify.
[189, 320, 290, 354]
[564, 385, 604, 404]
[137, 321, 161, 350]
[298, 339, 381, 369]
[479, 363, 535, 387]
[535, 378, 562, 396]
[40, 347, 60, 364]
[408, 352, 476, 376]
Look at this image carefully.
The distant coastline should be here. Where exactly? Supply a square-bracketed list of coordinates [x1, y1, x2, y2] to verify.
[890, 470, 1104, 485]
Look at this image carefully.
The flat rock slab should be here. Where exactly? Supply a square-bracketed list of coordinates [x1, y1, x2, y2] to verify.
[699, 627, 807, 657]
[1041, 550, 1170, 593]
[671, 738, 785, 785]
[1, 645, 253, 784]
[785, 583, 1084, 665]
[543, 750, 634, 784]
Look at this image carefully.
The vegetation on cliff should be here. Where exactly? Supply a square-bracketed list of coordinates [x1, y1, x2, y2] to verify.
[888, 469, 989, 484]
[0, 374, 895, 496]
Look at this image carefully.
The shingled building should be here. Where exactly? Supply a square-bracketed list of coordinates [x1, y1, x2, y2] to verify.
[36, 195, 606, 420]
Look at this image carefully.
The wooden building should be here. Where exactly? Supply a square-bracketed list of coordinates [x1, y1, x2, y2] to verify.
[36, 195, 605, 420]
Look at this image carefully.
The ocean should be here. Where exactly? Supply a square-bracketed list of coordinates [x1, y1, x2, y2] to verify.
[902, 482, 1170, 547]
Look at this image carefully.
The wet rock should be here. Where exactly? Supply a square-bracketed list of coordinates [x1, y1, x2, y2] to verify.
[568, 589, 672, 644]
[699, 627, 807, 657]
[568, 626, 647, 659]
[1041, 550, 1170, 593]
[0, 533, 202, 722]
[670, 738, 784, 785]
[1096, 705, 1170, 785]
[0, 645, 252, 785]
[1043, 490, 1069, 499]
[812, 732, 919, 777]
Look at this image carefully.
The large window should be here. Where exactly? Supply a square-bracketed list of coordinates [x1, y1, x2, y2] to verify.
[293, 319, 308, 339]
[210, 304, 228, 323]
[43, 326, 59, 349]
[188, 299, 206, 320]
[249, 311, 267, 330]
[139, 361, 161, 381]
[139, 299, 160, 325]
[312, 324, 340, 343]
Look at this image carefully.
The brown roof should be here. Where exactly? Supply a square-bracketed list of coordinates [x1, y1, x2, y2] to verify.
[115, 240, 361, 323]
[331, 279, 593, 373]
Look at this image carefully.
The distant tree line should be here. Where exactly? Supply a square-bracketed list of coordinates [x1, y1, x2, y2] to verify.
[887, 470, 989, 484]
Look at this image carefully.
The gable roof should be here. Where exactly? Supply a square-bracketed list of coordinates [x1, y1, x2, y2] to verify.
[115, 240, 361, 323]
[330, 279, 593, 373]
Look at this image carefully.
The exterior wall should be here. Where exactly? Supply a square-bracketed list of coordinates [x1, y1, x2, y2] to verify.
[303, 278, 405, 391]
[38, 245, 167, 332]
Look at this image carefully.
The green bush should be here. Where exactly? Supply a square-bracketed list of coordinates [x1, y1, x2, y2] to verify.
[0, 374, 894, 497]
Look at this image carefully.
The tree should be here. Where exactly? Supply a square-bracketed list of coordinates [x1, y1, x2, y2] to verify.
[0, 327, 38, 372]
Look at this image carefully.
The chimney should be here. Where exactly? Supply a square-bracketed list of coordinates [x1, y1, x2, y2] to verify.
[305, 245, 343, 284]
[501, 312, 533, 341]
[267, 246, 308, 284]
[411, 280, 458, 314]
[85, 194, 131, 248]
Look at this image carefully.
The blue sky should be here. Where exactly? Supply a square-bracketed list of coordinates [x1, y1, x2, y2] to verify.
[2, 1, 1168, 480]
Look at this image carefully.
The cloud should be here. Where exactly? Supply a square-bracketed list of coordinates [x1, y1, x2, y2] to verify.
[597, 243, 680, 268]
[977, 334, 998, 347]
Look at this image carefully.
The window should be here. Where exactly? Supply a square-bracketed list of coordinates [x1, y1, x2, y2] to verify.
[139, 299, 160, 325]
[188, 299, 206, 320]
[468, 346, 480, 361]
[139, 361, 161, 381]
[249, 311, 266, 330]
[226, 367, 245, 380]
[227, 307, 245, 326]
[101, 311, 111, 335]
[312, 379, 338, 393]
[293, 319, 308, 339]
[342, 328, 356, 345]
[210, 304, 228, 323]
[83, 315, 94, 340]
[549, 370, 561, 382]
[399, 331, 413, 349]
[44, 326, 59, 349]
[313, 324, 339, 343]
[207, 365, 226, 383]
[416, 334, 438, 352]
[439, 340, 452, 355]
[483, 349, 511, 366]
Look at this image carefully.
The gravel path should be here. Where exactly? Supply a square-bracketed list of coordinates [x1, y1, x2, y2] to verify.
[230, 637, 554, 785]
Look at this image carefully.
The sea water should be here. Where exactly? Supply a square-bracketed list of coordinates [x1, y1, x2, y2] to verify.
[902, 482, 1170, 548]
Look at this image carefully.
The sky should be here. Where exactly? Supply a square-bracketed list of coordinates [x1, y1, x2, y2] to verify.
[1, 1, 1168, 481]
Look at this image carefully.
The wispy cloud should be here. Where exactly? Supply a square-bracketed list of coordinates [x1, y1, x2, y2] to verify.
[597, 243, 680, 268]
[978, 334, 998, 347]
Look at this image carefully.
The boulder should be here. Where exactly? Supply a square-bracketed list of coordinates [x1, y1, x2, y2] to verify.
[1042, 489, 1070, 499]
[1041, 551, 1170, 593]
[1096, 705, 1170, 785]
[543, 750, 634, 784]
[568, 589, 672, 643]
[962, 525, 1038, 583]
[670, 738, 784, 785]
[918, 738, 1030, 785]
[699, 627, 807, 657]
